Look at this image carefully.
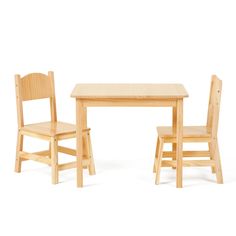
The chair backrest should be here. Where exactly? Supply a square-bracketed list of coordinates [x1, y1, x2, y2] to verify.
[15, 71, 57, 128]
[206, 75, 222, 137]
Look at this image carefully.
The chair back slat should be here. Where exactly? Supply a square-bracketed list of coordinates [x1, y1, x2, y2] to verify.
[15, 71, 57, 128]
[19, 73, 53, 101]
[206, 75, 222, 137]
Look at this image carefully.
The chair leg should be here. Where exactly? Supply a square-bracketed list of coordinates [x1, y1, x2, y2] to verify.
[87, 131, 96, 175]
[153, 137, 160, 173]
[82, 134, 88, 170]
[48, 143, 51, 159]
[50, 137, 59, 184]
[208, 142, 216, 173]
[172, 143, 176, 169]
[155, 138, 164, 185]
[15, 132, 24, 173]
[213, 139, 223, 184]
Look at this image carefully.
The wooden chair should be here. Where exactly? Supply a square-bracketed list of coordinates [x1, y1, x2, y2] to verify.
[153, 75, 223, 185]
[15, 71, 96, 184]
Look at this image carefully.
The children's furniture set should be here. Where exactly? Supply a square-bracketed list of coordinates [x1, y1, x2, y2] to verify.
[15, 72, 223, 188]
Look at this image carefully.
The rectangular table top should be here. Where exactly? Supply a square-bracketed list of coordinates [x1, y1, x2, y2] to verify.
[71, 84, 188, 99]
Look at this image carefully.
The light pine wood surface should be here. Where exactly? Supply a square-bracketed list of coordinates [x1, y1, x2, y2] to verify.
[72, 83, 188, 188]
[71, 83, 188, 99]
[15, 71, 95, 184]
[153, 75, 223, 185]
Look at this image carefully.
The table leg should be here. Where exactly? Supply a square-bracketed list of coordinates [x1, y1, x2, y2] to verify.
[76, 99, 84, 187]
[82, 107, 96, 175]
[172, 106, 177, 169]
[176, 99, 183, 188]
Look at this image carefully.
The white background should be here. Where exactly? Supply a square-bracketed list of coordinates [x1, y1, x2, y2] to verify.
[0, 1, 236, 235]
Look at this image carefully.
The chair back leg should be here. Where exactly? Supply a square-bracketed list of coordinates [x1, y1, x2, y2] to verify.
[15, 132, 24, 172]
[211, 139, 223, 183]
[208, 142, 216, 173]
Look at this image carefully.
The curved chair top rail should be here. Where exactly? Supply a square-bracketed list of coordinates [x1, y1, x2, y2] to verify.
[15, 72, 55, 101]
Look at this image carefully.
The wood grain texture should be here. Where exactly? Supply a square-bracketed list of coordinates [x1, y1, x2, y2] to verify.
[48, 71, 57, 122]
[15, 132, 24, 172]
[15, 71, 95, 185]
[76, 99, 84, 187]
[72, 84, 188, 187]
[154, 75, 223, 186]
[71, 84, 188, 99]
[22, 121, 76, 137]
[51, 137, 59, 184]
[157, 126, 211, 138]
[19, 73, 53, 101]
[155, 138, 163, 185]
[176, 99, 183, 188]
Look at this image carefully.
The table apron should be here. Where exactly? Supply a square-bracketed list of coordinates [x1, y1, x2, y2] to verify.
[77, 99, 177, 107]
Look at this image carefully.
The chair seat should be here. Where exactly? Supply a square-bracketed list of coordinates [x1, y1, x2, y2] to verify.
[157, 126, 211, 138]
[21, 121, 89, 137]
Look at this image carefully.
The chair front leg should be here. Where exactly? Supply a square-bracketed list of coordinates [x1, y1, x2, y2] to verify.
[87, 131, 96, 175]
[153, 137, 160, 173]
[155, 138, 164, 185]
[15, 131, 24, 173]
[51, 137, 59, 184]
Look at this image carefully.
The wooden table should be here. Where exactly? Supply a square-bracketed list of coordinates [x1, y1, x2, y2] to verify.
[71, 84, 188, 188]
